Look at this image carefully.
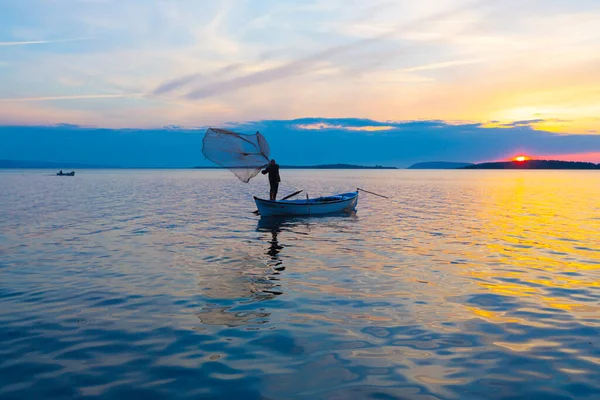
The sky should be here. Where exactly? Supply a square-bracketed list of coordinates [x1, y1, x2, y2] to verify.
[1, 0, 600, 166]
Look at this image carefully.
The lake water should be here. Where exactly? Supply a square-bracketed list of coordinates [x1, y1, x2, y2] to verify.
[1, 169, 599, 400]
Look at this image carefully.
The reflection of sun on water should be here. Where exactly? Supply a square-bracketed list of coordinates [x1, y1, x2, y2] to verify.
[465, 173, 600, 325]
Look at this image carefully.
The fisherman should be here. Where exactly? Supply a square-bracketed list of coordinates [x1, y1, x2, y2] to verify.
[261, 159, 281, 201]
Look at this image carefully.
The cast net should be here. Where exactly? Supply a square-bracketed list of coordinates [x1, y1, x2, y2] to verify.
[202, 128, 270, 183]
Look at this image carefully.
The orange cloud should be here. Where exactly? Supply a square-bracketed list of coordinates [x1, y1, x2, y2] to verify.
[295, 123, 395, 131]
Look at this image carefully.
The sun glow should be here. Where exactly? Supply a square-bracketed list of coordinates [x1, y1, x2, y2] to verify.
[514, 155, 530, 162]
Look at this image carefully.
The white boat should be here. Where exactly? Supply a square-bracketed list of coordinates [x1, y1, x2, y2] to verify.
[254, 191, 358, 217]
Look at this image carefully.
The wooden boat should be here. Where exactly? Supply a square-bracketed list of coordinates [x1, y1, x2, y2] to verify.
[57, 171, 75, 176]
[254, 191, 358, 217]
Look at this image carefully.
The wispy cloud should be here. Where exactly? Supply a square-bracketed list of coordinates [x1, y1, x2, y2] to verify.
[401, 59, 485, 73]
[153, 0, 490, 100]
[153, 74, 203, 96]
[0, 37, 95, 47]
[152, 63, 244, 95]
[0, 93, 145, 102]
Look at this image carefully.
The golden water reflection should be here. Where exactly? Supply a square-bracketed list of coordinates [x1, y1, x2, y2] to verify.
[465, 173, 600, 324]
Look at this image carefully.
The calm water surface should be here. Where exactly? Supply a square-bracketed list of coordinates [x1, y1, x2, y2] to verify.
[1, 170, 599, 400]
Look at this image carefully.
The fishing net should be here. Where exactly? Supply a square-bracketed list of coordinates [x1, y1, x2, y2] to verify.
[202, 128, 271, 183]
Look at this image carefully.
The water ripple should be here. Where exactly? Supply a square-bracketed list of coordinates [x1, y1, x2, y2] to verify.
[0, 170, 599, 399]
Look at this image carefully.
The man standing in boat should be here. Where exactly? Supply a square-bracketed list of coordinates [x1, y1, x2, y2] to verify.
[262, 159, 281, 201]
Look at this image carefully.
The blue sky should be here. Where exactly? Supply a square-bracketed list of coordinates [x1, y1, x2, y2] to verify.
[1, 0, 600, 164]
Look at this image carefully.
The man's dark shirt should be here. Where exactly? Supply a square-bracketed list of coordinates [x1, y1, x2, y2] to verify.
[262, 164, 281, 184]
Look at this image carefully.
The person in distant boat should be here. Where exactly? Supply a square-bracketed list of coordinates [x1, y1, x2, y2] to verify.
[262, 159, 281, 201]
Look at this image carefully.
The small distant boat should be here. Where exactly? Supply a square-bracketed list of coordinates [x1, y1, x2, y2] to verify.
[57, 171, 75, 176]
[254, 191, 358, 217]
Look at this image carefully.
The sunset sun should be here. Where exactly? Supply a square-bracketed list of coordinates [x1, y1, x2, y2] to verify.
[514, 155, 530, 162]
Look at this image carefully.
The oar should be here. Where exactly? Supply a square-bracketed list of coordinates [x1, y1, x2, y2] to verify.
[252, 190, 303, 214]
[357, 187, 389, 199]
[282, 190, 303, 200]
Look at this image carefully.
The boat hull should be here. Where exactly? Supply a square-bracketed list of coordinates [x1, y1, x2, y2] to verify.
[254, 192, 358, 217]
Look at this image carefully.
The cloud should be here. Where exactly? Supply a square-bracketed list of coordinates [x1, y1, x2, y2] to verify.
[0, 37, 94, 46]
[1, 0, 599, 132]
[152, 63, 245, 96]
[482, 119, 547, 128]
[152, 74, 203, 96]
[0, 93, 146, 102]
[295, 123, 396, 132]
[2, 118, 599, 168]
[153, 0, 491, 100]
[290, 118, 433, 132]
[401, 59, 485, 73]
[232, 118, 600, 166]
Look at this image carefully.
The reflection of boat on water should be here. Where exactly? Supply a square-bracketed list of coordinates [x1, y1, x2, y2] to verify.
[256, 216, 293, 232]
[257, 209, 357, 228]
[256, 212, 357, 233]
[56, 170, 75, 176]
[254, 191, 358, 217]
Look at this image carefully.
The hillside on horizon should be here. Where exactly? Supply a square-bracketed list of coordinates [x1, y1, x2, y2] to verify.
[408, 161, 474, 169]
[194, 163, 397, 169]
[462, 159, 600, 170]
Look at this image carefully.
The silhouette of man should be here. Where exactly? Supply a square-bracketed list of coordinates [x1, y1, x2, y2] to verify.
[262, 159, 281, 200]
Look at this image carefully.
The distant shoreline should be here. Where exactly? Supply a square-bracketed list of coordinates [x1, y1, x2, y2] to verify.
[2, 159, 599, 170]
[408, 161, 474, 169]
[461, 160, 600, 170]
[0, 160, 398, 170]
[194, 163, 398, 170]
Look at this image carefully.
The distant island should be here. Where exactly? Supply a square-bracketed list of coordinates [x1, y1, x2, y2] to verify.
[408, 161, 474, 169]
[461, 160, 600, 170]
[194, 163, 397, 169]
